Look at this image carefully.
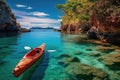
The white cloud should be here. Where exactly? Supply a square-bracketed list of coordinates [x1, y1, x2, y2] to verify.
[16, 4, 33, 10]
[12, 9, 60, 28]
[13, 10, 48, 17]
[12, 9, 29, 16]
[31, 12, 49, 17]
[18, 16, 59, 24]
[16, 4, 26, 8]
[26, 7, 32, 10]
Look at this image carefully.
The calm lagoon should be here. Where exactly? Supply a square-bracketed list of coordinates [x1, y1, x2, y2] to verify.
[0, 29, 119, 80]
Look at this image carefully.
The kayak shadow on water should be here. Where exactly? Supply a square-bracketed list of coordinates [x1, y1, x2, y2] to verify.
[21, 51, 49, 80]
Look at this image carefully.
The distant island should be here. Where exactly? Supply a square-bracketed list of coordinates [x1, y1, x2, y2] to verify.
[30, 27, 53, 29]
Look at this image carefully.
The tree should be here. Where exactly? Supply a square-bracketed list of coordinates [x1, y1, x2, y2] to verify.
[57, 0, 97, 32]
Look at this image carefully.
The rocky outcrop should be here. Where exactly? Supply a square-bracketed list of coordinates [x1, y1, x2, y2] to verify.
[0, 0, 20, 32]
[19, 28, 31, 32]
[0, 0, 30, 32]
[87, 0, 120, 45]
[61, 23, 90, 33]
[61, 24, 79, 32]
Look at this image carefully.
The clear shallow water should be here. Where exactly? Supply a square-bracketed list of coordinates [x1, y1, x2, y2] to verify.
[0, 29, 119, 80]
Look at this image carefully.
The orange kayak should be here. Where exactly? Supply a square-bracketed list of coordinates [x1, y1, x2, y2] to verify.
[12, 43, 46, 77]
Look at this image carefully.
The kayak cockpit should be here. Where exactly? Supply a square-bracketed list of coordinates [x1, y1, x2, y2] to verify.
[25, 48, 42, 57]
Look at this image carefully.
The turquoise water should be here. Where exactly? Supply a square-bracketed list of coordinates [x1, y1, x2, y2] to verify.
[0, 29, 119, 80]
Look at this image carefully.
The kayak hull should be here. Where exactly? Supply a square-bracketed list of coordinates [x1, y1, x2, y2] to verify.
[12, 43, 46, 77]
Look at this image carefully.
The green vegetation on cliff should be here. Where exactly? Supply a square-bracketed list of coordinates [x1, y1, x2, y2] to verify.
[57, 0, 120, 33]
[57, 0, 97, 32]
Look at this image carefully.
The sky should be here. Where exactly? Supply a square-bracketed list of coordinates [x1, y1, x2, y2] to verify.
[6, 0, 65, 28]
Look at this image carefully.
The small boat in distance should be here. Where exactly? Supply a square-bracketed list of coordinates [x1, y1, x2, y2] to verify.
[12, 43, 46, 77]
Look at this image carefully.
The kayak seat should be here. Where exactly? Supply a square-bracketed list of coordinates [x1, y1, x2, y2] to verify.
[35, 48, 42, 53]
[26, 48, 42, 57]
[26, 50, 36, 57]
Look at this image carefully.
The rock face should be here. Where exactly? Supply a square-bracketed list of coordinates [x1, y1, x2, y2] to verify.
[0, 0, 30, 32]
[61, 23, 90, 33]
[87, 0, 120, 45]
[0, 0, 20, 32]
[19, 28, 31, 32]
[61, 23, 79, 32]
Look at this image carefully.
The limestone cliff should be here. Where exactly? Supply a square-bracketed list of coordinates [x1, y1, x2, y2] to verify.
[0, 0, 21, 32]
[61, 23, 79, 32]
[87, 0, 120, 45]
[0, 0, 30, 32]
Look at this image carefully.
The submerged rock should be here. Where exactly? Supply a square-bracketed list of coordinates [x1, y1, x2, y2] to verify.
[115, 49, 120, 53]
[74, 51, 82, 55]
[96, 46, 115, 53]
[58, 57, 80, 67]
[89, 53, 101, 57]
[87, 40, 112, 47]
[86, 48, 93, 51]
[44, 65, 75, 80]
[98, 53, 120, 70]
[115, 71, 120, 76]
[72, 36, 88, 44]
[57, 54, 71, 59]
[65, 62, 109, 80]
[71, 57, 80, 62]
